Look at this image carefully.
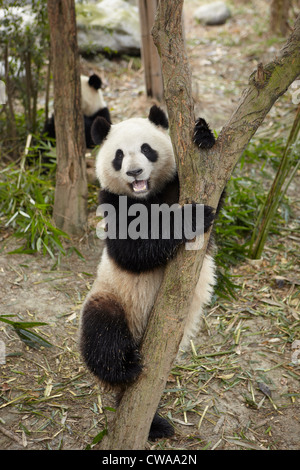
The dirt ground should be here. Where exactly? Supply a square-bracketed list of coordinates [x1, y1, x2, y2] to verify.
[0, 0, 299, 450]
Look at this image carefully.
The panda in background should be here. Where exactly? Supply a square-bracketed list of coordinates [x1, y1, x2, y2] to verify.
[43, 73, 111, 149]
[80, 105, 218, 440]
[80, 73, 111, 148]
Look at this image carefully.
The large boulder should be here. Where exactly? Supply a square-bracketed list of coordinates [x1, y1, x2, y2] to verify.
[76, 0, 140, 56]
[194, 1, 231, 26]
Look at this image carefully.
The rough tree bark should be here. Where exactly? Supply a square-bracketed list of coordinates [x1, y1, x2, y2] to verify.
[270, 0, 290, 36]
[138, 0, 163, 101]
[47, 0, 87, 236]
[4, 45, 18, 160]
[100, 3, 300, 450]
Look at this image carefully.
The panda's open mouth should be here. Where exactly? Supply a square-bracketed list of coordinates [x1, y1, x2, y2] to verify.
[131, 179, 149, 194]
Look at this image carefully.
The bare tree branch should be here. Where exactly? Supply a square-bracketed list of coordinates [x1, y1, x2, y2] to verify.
[217, 13, 300, 192]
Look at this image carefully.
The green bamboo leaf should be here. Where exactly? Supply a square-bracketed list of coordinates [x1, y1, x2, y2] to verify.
[15, 321, 49, 329]
[36, 237, 42, 252]
[85, 429, 108, 450]
[15, 328, 53, 349]
[7, 247, 36, 255]
[19, 210, 30, 218]
[0, 316, 48, 329]
[68, 246, 85, 260]
[0, 316, 52, 349]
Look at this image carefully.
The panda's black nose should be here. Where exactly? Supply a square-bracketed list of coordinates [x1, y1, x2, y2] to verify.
[126, 169, 143, 177]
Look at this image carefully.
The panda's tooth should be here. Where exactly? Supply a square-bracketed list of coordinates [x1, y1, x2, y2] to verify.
[132, 179, 148, 193]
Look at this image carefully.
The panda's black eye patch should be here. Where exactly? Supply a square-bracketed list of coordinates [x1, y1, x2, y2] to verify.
[112, 149, 124, 171]
[141, 143, 158, 162]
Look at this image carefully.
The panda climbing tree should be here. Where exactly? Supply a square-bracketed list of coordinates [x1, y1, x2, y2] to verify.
[47, 0, 300, 449]
[98, 0, 300, 450]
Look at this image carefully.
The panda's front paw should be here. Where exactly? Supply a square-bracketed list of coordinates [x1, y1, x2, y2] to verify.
[182, 202, 215, 239]
[194, 118, 215, 150]
[203, 205, 215, 232]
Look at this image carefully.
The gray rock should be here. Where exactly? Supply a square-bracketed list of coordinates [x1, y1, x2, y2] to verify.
[76, 0, 140, 56]
[194, 1, 231, 26]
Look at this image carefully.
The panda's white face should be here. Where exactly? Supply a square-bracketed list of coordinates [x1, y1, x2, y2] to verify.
[81, 75, 106, 116]
[95, 117, 176, 199]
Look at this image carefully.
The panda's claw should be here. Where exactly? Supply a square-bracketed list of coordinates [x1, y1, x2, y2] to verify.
[203, 205, 215, 232]
[194, 118, 215, 150]
[181, 202, 215, 239]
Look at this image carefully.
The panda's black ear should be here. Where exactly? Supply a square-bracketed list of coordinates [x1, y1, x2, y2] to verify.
[148, 105, 169, 129]
[88, 74, 102, 90]
[91, 117, 111, 145]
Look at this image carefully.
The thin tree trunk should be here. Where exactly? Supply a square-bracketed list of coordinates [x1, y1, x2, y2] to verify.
[44, 50, 51, 126]
[24, 50, 32, 131]
[138, 0, 163, 101]
[47, 0, 87, 236]
[4, 45, 18, 160]
[100, 5, 300, 450]
[270, 0, 290, 36]
[32, 65, 40, 135]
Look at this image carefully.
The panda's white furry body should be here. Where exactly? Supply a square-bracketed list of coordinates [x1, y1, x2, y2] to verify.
[85, 247, 165, 344]
[84, 247, 215, 350]
[80, 106, 217, 439]
[80, 74, 108, 118]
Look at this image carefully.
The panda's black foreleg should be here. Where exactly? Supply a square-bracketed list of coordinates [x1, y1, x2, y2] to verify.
[193, 117, 215, 150]
[106, 203, 215, 273]
[80, 295, 142, 386]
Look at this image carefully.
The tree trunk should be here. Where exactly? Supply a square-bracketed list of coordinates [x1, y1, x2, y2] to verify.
[270, 0, 290, 36]
[99, 4, 300, 450]
[4, 45, 18, 160]
[138, 0, 163, 101]
[44, 50, 51, 127]
[47, 0, 87, 236]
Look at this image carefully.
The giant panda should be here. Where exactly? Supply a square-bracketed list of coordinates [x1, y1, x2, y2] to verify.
[80, 105, 218, 440]
[80, 73, 111, 148]
[43, 73, 111, 148]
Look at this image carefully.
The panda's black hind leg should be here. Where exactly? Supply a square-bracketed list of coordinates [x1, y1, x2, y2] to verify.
[194, 118, 215, 150]
[80, 295, 142, 387]
[149, 413, 174, 441]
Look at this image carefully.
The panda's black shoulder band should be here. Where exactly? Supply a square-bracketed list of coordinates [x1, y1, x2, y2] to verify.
[88, 74, 102, 90]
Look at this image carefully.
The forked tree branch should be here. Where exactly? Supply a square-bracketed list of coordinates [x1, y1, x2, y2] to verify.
[100, 2, 300, 449]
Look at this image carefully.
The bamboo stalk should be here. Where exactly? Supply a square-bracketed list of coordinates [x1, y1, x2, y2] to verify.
[17, 134, 32, 190]
[249, 104, 300, 259]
